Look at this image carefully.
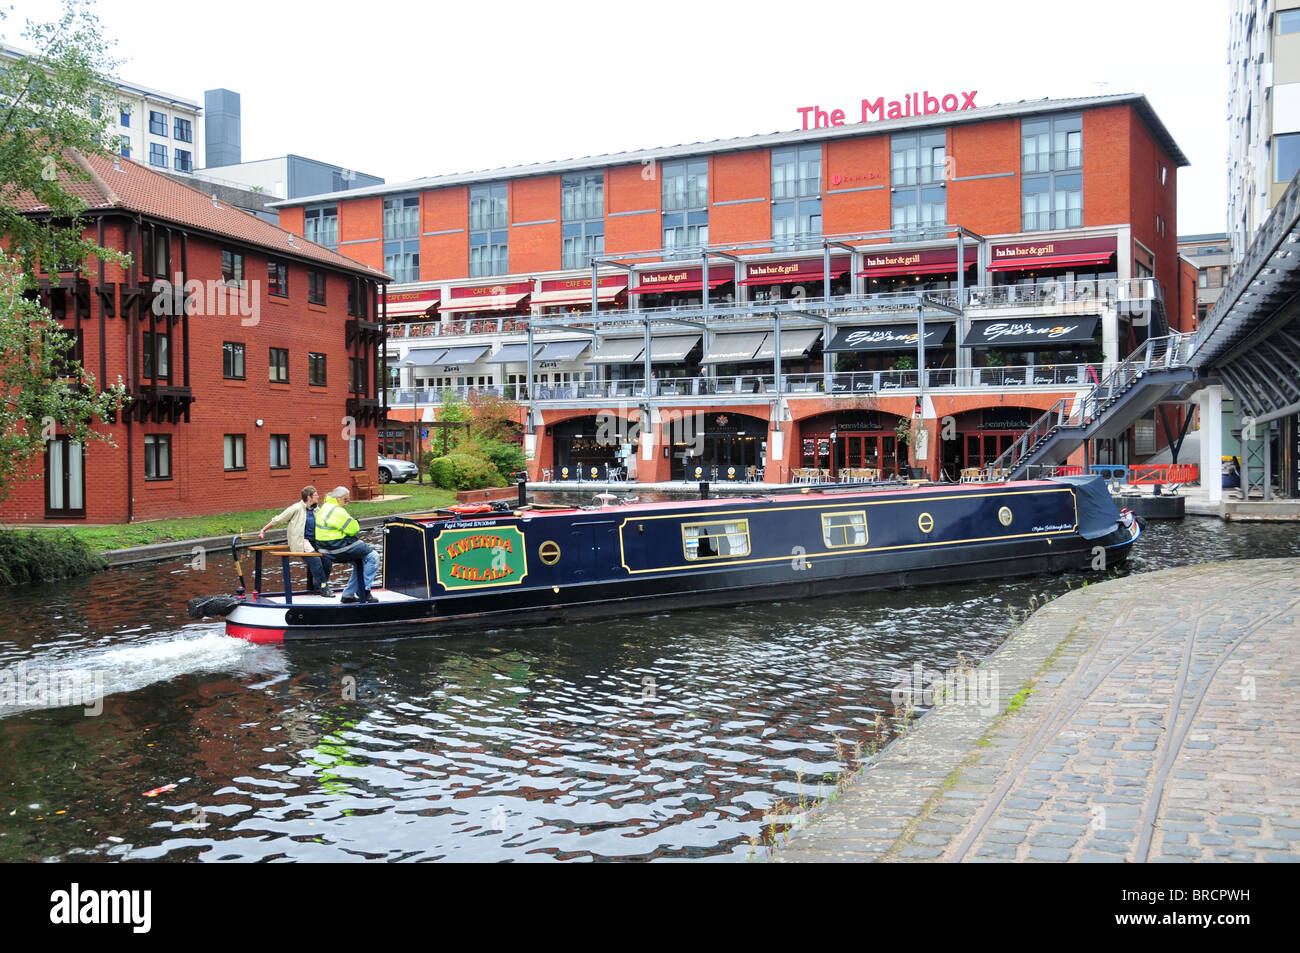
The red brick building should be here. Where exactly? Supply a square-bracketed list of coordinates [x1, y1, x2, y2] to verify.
[4, 153, 388, 522]
[271, 93, 1193, 484]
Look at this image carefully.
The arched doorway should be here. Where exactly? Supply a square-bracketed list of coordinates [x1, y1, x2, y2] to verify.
[800, 410, 907, 480]
[673, 411, 768, 481]
[550, 414, 627, 480]
[942, 407, 1044, 479]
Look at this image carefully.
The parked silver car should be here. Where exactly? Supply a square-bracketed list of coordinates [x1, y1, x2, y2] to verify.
[377, 455, 420, 483]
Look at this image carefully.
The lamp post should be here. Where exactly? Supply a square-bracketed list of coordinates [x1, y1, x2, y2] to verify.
[405, 360, 422, 484]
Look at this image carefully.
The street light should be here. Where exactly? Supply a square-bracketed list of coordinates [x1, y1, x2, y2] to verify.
[405, 359, 422, 484]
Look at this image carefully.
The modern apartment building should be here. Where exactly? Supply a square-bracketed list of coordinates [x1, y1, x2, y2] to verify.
[0, 42, 205, 178]
[273, 92, 1191, 485]
[1228, 0, 1300, 261]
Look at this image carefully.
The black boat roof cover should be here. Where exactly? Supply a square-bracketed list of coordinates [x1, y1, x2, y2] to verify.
[1049, 474, 1120, 540]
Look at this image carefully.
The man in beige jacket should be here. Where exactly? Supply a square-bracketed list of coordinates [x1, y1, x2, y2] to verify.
[259, 486, 331, 595]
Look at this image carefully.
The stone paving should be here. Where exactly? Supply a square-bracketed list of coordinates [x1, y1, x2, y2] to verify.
[774, 558, 1300, 863]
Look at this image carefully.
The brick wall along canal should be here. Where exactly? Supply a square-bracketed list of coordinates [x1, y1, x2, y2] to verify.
[0, 519, 1295, 861]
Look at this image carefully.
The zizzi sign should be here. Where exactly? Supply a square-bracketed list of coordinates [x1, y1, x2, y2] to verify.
[798, 90, 978, 130]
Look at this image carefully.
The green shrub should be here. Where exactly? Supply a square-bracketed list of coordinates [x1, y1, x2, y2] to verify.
[428, 453, 506, 491]
[0, 530, 108, 586]
[475, 438, 525, 480]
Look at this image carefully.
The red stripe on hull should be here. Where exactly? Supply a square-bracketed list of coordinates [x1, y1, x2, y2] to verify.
[227, 623, 286, 644]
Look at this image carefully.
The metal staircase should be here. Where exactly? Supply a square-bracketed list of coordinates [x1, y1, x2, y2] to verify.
[985, 334, 1197, 480]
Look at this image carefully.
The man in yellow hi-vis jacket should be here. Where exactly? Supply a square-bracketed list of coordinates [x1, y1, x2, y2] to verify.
[314, 487, 378, 603]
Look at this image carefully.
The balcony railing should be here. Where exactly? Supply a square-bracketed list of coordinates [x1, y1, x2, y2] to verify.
[385, 363, 1092, 406]
[383, 278, 1161, 341]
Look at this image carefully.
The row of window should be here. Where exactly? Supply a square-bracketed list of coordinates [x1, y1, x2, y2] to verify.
[305, 111, 1089, 281]
[146, 143, 192, 172]
[220, 251, 327, 304]
[222, 342, 368, 390]
[144, 434, 367, 480]
[680, 511, 868, 562]
[138, 110, 193, 142]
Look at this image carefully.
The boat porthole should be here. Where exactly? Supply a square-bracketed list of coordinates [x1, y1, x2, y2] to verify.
[917, 512, 934, 533]
[539, 540, 562, 565]
[998, 506, 1013, 526]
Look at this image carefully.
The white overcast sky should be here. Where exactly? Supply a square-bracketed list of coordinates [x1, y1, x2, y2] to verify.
[8, 0, 1229, 234]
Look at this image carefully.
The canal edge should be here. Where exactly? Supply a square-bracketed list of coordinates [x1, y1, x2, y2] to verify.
[770, 563, 1221, 863]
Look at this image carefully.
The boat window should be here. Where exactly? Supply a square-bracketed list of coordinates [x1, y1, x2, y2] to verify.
[683, 520, 751, 561]
[822, 511, 868, 548]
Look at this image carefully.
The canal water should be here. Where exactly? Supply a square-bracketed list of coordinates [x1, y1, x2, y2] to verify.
[0, 517, 1295, 862]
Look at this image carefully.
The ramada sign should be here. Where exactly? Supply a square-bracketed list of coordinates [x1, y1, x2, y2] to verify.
[797, 90, 978, 130]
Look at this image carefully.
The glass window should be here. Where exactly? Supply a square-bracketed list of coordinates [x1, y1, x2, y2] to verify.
[270, 434, 290, 469]
[771, 147, 822, 248]
[268, 260, 288, 297]
[222, 249, 244, 285]
[304, 205, 338, 250]
[223, 341, 245, 379]
[308, 270, 326, 305]
[223, 434, 246, 471]
[822, 511, 867, 548]
[561, 173, 605, 267]
[309, 352, 326, 386]
[661, 159, 708, 257]
[149, 110, 167, 136]
[269, 347, 289, 382]
[1276, 133, 1300, 183]
[891, 132, 946, 241]
[119, 105, 130, 128]
[148, 143, 167, 168]
[349, 436, 366, 470]
[141, 330, 169, 381]
[683, 520, 751, 560]
[46, 437, 85, 512]
[173, 117, 192, 142]
[144, 435, 171, 480]
[1280, 8, 1300, 33]
[383, 194, 421, 282]
[561, 173, 604, 222]
[173, 149, 192, 173]
[1022, 113, 1083, 231]
[662, 158, 708, 212]
[119, 135, 130, 158]
[310, 435, 328, 468]
[349, 356, 368, 394]
[469, 184, 508, 276]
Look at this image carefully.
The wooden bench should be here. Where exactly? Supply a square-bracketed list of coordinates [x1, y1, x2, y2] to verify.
[352, 472, 378, 501]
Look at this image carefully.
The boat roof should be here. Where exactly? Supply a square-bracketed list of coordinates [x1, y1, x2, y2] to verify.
[399, 480, 1062, 524]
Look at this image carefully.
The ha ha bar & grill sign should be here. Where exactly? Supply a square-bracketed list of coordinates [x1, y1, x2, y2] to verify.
[435, 526, 529, 590]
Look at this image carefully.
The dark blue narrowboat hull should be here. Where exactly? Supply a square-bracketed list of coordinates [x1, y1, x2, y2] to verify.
[219, 477, 1139, 643]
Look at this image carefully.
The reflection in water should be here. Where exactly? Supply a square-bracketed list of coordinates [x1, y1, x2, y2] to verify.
[0, 519, 1294, 861]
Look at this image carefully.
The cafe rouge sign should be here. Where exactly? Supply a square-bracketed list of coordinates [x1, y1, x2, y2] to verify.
[435, 525, 528, 590]
[798, 90, 978, 129]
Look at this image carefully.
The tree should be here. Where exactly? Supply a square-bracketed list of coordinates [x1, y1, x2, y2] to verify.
[0, 1, 126, 503]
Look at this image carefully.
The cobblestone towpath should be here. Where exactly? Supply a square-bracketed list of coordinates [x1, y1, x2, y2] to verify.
[775, 558, 1300, 863]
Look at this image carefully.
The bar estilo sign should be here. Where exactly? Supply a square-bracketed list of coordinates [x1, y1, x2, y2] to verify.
[797, 90, 978, 130]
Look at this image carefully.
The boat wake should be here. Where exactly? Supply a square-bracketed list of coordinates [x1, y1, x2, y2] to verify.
[0, 627, 286, 719]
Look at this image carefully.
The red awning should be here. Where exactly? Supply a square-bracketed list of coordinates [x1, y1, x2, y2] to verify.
[627, 274, 734, 295]
[740, 269, 847, 286]
[442, 292, 531, 313]
[859, 261, 974, 277]
[986, 251, 1116, 272]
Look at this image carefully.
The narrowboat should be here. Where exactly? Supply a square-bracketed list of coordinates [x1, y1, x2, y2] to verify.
[190, 475, 1140, 644]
